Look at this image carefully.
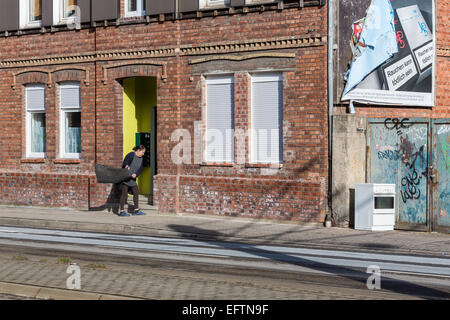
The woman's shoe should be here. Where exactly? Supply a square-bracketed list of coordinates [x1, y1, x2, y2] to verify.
[132, 210, 146, 216]
[118, 211, 130, 217]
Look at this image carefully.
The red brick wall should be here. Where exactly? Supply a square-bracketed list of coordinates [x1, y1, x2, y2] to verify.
[438, 0, 450, 48]
[0, 172, 91, 209]
[178, 176, 325, 222]
[0, 4, 328, 222]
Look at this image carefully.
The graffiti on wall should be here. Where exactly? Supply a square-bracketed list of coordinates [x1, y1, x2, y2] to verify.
[377, 148, 400, 161]
[399, 141, 426, 203]
[371, 119, 450, 229]
[370, 119, 429, 225]
[438, 125, 449, 173]
[436, 124, 450, 227]
[383, 118, 427, 205]
[384, 118, 413, 134]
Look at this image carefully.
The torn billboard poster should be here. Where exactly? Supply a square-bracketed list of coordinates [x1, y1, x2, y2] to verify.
[341, 0, 435, 107]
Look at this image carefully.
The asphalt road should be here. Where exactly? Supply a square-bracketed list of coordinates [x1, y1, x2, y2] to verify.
[0, 226, 448, 300]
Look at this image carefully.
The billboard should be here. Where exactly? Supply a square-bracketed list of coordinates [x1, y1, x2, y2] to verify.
[341, 0, 435, 107]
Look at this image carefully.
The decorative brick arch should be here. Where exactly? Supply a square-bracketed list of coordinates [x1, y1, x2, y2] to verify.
[13, 69, 50, 89]
[12, 67, 91, 89]
[52, 67, 90, 86]
[101, 60, 167, 84]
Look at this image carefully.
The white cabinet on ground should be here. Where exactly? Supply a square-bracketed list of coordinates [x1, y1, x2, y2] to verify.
[355, 184, 396, 231]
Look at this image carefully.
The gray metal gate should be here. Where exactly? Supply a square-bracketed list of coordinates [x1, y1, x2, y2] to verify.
[367, 118, 430, 231]
[368, 118, 450, 233]
[431, 120, 450, 233]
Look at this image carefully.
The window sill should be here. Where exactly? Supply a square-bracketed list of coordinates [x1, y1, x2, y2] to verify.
[21, 158, 45, 164]
[54, 19, 77, 26]
[245, 163, 283, 169]
[20, 23, 42, 30]
[200, 5, 230, 10]
[200, 162, 234, 167]
[53, 159, 81, 164]
[124, 12, 145, 18]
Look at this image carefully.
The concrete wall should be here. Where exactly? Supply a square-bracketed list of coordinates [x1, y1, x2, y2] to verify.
[332, 114, 367, 227]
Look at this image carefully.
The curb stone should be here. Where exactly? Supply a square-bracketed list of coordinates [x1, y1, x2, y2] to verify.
[0, 282, 142, 300]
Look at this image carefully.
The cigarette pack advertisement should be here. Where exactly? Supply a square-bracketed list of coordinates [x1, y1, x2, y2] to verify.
[342, 0, 435, 107]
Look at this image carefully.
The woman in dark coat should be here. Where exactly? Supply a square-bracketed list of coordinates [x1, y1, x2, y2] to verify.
[119, 145, 146, 217]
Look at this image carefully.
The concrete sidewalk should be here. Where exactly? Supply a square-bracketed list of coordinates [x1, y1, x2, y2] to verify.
[0, 205, 449, 257]
[0, 282, 139, 300]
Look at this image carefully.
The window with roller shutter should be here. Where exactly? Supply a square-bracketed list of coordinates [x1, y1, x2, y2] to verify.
[25, 84, 46, 158]
[59, 82, 82, 159]
[205, 75, 235, 163]
[250, 73, 283, 164]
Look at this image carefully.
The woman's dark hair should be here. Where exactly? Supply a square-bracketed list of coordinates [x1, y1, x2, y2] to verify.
[133, 145, 146, 151]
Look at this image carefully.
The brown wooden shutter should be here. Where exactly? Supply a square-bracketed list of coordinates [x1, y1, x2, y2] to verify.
[179, 0, 199, 13]
[145, 0, 175, 15]
[42, 0, 53, 27]
[0, 0, 20, 32]
[230, 0, 245, 6]
[78, 0, 91, 23]
[92, 0, 119, 21]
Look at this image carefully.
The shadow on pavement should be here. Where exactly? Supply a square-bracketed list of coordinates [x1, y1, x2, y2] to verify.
[167, 224, 449, 300]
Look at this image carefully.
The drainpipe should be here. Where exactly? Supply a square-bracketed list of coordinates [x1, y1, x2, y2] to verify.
[175, 0, 180, 19]
[327, 0, 334, 224]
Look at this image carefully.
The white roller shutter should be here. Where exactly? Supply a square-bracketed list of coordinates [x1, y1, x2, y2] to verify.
[26, 84, 45, 111]
[60, 82, 80, 109]
[251, 73, 283, 163]
[206, 75, 234, 163]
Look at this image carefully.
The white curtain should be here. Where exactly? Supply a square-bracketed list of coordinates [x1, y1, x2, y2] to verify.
[65, 112, 81, 153]
[31, 113, 45, 153]
[66, 127, 81, 153]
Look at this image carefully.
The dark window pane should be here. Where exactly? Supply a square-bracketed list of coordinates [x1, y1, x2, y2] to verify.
[65, 112, 81, 154]
[374, 197, 395, 209]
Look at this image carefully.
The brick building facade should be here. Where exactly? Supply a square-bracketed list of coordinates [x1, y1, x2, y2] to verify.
[2, 0, 447, 231]
[0, 0, 329, 223]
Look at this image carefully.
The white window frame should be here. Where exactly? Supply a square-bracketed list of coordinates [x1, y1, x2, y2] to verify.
[250, 72, 283, 164]
[199, 0, 230, 9]
[59, 82, 81, 159]
[124, 0, 145, 17]
[25, 84, 46, 159]
[53, 0, 79, 25]
[205, 75, 235, 163]
[20, 0, 43, 29]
